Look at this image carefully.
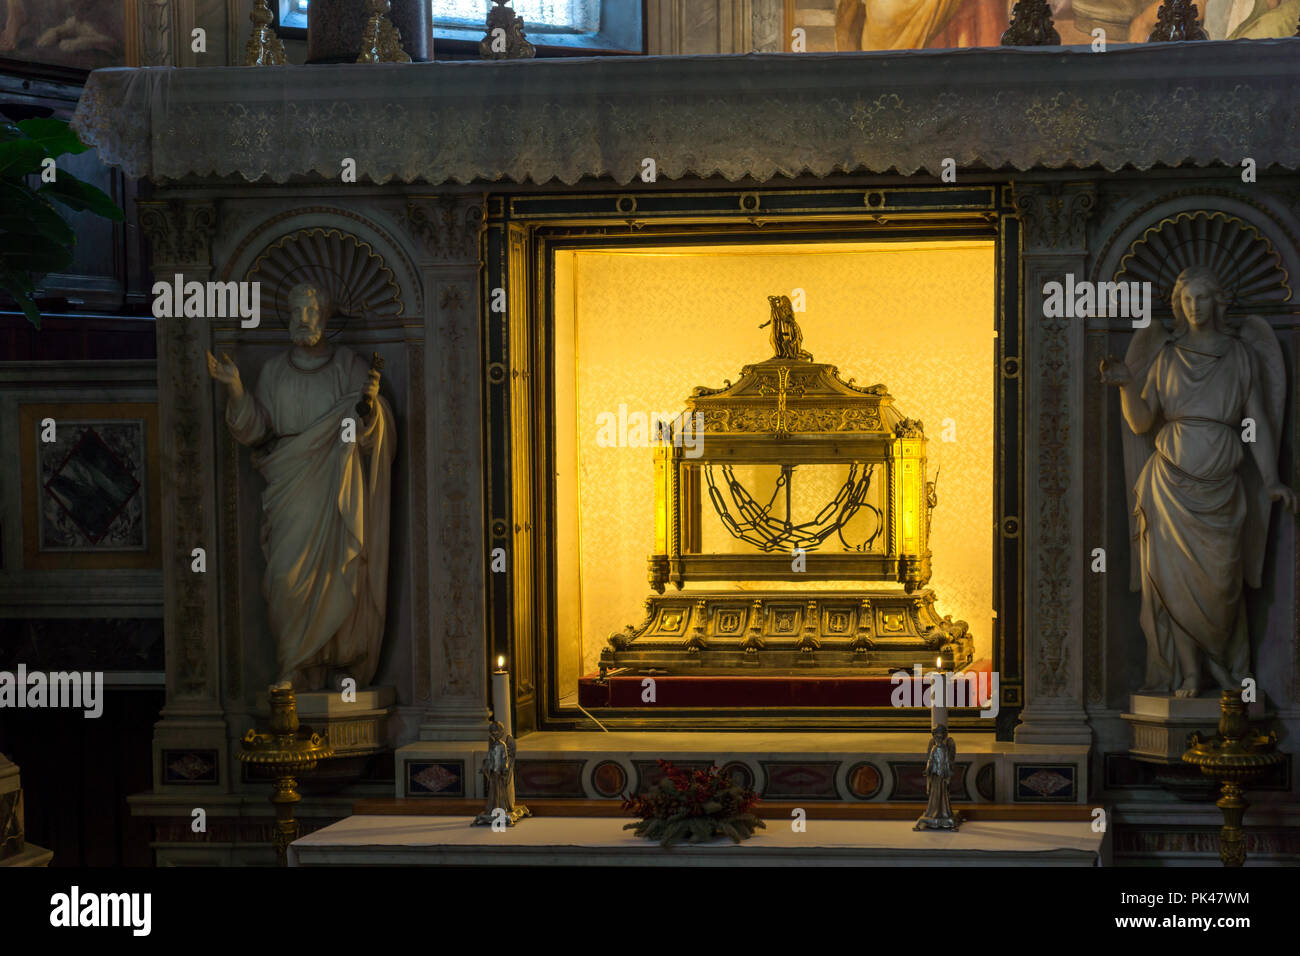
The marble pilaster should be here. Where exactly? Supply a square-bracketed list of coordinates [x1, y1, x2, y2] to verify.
[405, 194, 492, 741]
[136, 199, 233, 793]
[1012, 181, 1097, 747]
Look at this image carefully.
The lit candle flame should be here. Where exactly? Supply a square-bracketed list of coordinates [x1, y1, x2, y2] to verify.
[497, 655, 505, 669]
[936, 657, 941, 669]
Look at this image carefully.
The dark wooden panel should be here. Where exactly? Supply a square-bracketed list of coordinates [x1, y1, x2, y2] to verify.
[0, 314, 156, 361]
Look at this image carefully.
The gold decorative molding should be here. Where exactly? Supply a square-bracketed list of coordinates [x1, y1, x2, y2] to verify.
[357, 0, 412, 63]
[244, 0, 287, 65]
[479, 0, 536, 59]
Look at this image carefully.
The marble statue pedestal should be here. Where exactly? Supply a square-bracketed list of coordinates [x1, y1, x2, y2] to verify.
[254, 687, 395, 757]
[1, 754, 25, 859]
[1122, 694, 1264, 764]
[0, 753, 50, 865]
[252, 687, 396, 791]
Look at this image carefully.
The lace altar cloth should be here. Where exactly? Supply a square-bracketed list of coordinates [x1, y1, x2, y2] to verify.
[71, 40, 1300, 186]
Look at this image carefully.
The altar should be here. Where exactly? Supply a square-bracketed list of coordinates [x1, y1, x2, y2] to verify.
[65, 35, 1300, 865]
[288, 814, 1107, 866]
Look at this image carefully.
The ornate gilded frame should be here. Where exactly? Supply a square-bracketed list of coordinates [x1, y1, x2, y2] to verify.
[484, 185, 1024, 737]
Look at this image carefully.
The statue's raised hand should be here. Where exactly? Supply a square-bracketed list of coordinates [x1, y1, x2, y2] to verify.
[1267, 483, 1299, 514]
[206, 349, 244, 400]
[1098, 354, 1131, 387]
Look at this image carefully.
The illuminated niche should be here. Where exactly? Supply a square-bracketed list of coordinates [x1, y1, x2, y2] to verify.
[552, 242, 994, 698]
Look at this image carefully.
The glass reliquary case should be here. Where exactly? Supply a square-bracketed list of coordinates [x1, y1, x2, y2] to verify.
[601, 294, 974, 675]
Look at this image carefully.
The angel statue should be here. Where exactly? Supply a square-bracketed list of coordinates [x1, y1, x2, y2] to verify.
[472, 721, 530, 827]
[1100, 265, 1298, 698]
[759, 294, 812, 360]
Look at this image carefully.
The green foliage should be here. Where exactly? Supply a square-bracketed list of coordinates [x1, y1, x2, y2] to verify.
[0, 118, 123, 329]
[621, 759, 766, 848]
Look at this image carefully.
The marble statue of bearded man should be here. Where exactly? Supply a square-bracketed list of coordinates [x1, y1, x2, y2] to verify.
[1101, 266, 1297, 697]
[206, 283, 395, 691]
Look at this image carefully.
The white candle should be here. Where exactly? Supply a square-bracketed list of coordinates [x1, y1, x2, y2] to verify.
[930, 656, 948, 731]
[491, 655, 512, 738]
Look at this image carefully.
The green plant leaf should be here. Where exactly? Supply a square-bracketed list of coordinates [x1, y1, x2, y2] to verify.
[0, 232, 74, 275]
[0, 182, 74, 245]
[0, 269, 42, 329]
[661, 819, 688, 847]
[15, 290, 41, 329]
[16, 118, 88, 158]
[0, 265, 34, 296]
[39, 173, 124, 221]
[0, 139, 48, 177]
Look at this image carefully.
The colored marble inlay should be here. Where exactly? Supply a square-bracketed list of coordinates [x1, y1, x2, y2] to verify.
[760, 761, 839, 800]
[721, 761, 755, 791]
[1015, 765, 1076, 802]
[41, 422, 146, 549]
[846, 761, 882, 800]
[590, 760, 628, 798]
[162, 750, 218, 784]
[515, 760, 586, 798]
[407, 760, 464, 797]
[888, 762, 969, 801]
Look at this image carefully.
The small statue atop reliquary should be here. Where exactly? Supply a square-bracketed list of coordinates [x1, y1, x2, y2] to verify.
[759, 294, 812, 360]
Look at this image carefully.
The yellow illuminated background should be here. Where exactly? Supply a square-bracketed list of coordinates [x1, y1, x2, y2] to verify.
[552, 241, 995, 701]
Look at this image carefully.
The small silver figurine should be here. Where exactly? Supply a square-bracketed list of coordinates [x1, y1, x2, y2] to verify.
[914, 725, 961, 831]
[472, 720, 530, 827]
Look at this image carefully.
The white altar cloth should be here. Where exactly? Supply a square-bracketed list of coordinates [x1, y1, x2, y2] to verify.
[72, 40, 1300, 187]
[289, 815, 1105, 866]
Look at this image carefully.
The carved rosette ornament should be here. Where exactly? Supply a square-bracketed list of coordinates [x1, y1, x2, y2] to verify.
[480, 0, 536, 59]
[244, 0, 287, 66]
[1147, 0, 1209, 40]
[357, 0, 412, 63]
[1000, 0, 1061, 45]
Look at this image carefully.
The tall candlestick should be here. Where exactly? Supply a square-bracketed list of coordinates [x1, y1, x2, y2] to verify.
[930, 656, 948, 730]
[491, 655, 512, 738]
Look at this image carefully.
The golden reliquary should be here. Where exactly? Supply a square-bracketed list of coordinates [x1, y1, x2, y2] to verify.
[601, 294, 973, 675]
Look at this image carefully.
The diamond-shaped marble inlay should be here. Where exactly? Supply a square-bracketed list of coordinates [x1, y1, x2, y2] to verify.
[1021, 769, 1071, 796]
[167, 753, 214, 781]
[44, 427, 141, 544]
[412, 764, 459, 794]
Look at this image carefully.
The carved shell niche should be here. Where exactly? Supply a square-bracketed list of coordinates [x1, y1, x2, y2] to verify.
[246, 227, 403, 334]
[1116, 211, 1291, 311]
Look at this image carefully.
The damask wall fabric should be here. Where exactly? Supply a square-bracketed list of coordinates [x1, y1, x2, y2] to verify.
[559, 242, 996, 678]
[71, 40, 1300, 186]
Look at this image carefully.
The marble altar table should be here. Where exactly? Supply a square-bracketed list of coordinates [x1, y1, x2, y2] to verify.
[289, 815, 1106, 866]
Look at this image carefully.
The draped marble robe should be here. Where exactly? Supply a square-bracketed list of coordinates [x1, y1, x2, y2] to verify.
[227, 345, 395, 689]
[1132, 337, 1256, 692]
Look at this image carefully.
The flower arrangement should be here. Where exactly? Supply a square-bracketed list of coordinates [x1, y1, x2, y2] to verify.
[622, 759, 765, 847]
